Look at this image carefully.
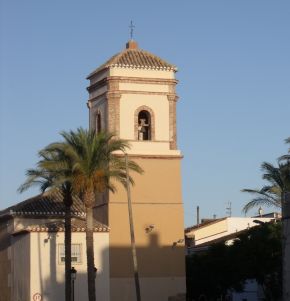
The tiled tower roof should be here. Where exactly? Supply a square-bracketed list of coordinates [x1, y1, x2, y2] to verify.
[87, 40, 177, 78]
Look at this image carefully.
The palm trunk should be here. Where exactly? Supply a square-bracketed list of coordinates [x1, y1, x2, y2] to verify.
[125, 153, 141, 301]
[63, 186, 73, 301]
[85, 192, 96, 301]
[282, 191, 290, 301]
[65, 204, 72, 301]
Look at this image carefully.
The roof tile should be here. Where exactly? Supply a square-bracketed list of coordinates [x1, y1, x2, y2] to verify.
[0, 191, 85, 218]
[88, 46, 177, 78]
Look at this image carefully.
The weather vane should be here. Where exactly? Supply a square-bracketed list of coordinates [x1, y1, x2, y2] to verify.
[129, 20, 135, 40]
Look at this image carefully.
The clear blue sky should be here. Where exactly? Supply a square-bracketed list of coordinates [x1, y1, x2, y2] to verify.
[1, 1, 289, 226]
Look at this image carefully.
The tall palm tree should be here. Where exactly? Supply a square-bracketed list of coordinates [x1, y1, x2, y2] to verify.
[242, 138, 290, 300]
[18, 149, 74, 301]
[242, 162, 286, 214]
[279, 137, 290, 301]
[46, 129, 143, 301]
[280, 137, 290, 161]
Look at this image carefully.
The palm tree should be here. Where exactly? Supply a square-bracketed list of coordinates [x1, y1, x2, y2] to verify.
[280, 137, 290, 161]
[242, 162, 286, 214]
[46, 129, 143, 301]
[279, 137, 290, 301]
[18, 149, 74, 301]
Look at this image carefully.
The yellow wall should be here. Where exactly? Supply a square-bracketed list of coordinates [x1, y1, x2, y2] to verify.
[107, 157, 185, 300]
[87, 56, 185, 301]
[124, 142, 181, 156]
[110, 277, 186, 301]
[110, 157, 183, 204]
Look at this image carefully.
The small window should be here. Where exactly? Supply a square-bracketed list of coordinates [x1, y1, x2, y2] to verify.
[58, 244, 82, 264]
[96, 111, 102, 133]
[138, 110, 151, 141]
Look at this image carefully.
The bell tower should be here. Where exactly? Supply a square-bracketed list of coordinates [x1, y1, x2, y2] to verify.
[87, 40, 185, 301]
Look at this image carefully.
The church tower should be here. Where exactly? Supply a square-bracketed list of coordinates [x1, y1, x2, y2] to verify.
[87, 40, 185, 301]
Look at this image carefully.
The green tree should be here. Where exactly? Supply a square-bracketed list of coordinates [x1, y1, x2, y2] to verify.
[18, 148, 74, 301]
[278, 137, 290, 301]
[186, 243, 244, 300]
[232, 222, 282, 300]
[47, 129, 143, 301]
[186, 222, 282, 301]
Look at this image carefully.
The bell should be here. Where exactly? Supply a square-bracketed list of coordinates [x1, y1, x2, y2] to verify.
[140, 126, 146, 133]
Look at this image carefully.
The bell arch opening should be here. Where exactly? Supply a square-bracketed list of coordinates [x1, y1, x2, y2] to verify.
[138, 110, 151, 140]
[134, 106, 155, 141]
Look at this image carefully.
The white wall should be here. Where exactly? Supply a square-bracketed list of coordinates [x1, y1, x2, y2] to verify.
[28, 231, 110, 301]
[109, 68, 175, 79]
[227, 217, 273, 235]
[191, 217, 275, 246]
[12, 233, 31, 301]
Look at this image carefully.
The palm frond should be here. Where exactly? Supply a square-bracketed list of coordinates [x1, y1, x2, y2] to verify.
[19, 128, 143, 210]
[261, 162, 284, 190]
[242, 197, 281, 214]
[241, 160, 287, 214]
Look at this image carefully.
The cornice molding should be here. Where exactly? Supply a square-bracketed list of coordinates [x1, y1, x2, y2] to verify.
[87, 76, 178, 93]
[114, 154, 183, 160]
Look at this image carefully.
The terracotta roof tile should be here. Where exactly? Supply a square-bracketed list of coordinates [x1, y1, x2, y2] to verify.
[0, 191, 85, 218]
[88, 45, 177, 78]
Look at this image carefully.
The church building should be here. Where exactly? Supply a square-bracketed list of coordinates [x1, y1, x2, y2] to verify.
[0, 40, 186, 301]
[87, 39, 186, 301]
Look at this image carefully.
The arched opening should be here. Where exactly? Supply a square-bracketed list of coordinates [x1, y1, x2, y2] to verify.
[138, 110, 151, 140]
[96, 111, 101, 133]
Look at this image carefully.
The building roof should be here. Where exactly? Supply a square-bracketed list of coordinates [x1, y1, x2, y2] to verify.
[185, 213, 280, 234]
[1, 192, 109, 233]
[196, 229, 248, 247]
[0, 191, 85, 219]
[187, 229, 249, 254]
[87, 40, 177, 78]
[185, 218, 226, 233]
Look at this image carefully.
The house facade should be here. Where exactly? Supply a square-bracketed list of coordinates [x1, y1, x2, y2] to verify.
[185, 215, 279, 251]
[185, 214, 281, 301]
[0, 193, 110, 301]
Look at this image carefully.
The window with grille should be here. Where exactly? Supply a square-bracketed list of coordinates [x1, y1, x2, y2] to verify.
[58, 244, 82, 264]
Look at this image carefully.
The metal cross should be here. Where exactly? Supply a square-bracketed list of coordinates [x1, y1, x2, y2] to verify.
[129, 20, 135, 40]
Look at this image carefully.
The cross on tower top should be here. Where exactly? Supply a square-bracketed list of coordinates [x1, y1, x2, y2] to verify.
[129, 20, 135, 40]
